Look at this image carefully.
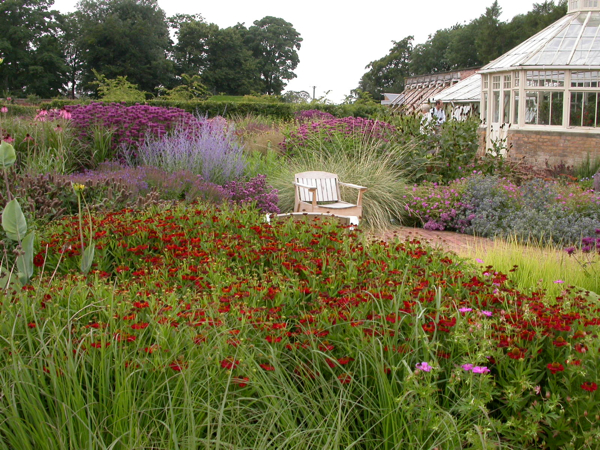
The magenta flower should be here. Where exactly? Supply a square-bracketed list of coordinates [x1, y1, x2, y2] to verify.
[482, 311, 493, 317]
[459, 307, 473, 313]
[461, 364, 474, 371]
[415, 362, 432, 372]
[472, 366, 490, 374]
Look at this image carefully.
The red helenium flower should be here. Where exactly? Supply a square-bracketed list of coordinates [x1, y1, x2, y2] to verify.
[547, 362, 564, 374]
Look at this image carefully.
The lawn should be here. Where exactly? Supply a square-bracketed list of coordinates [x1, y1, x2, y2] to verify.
[0, 105, 599, 449]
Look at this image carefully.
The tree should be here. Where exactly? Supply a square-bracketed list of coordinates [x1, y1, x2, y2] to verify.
[245, 16, 302, 95]
[201, 26, 262, 95]
[0, 0, 68, 97]
[75, 0, 173, 94]
[474, 1, 505, 64]
[357, 36, 413, 100]
[169, 14, 217, 78]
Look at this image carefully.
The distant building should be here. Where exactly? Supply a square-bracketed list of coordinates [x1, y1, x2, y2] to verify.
[383, 69, 479, 113]
[479, 0, 600, 167]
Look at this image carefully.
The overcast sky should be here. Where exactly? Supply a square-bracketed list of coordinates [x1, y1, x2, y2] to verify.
[52, 0, 546, 102]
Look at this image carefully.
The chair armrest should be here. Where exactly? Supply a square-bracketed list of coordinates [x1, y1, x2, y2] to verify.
[339, 182, 367, 191]
[293, 182, 317, 191]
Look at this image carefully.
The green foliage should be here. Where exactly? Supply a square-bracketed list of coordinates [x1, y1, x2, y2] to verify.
[91, 70, 147, 102]
[245, 16, 303, 95]
[160, 74, 210, 101]
[76, 0, 174, 93]
[0, 0, 68, 97]
[48, 99, 387, 121]
[357, 36, 413, 100]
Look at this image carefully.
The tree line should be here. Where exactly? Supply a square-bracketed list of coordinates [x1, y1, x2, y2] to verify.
[0, 0, 302, 99]
[356, 1, 568, 100]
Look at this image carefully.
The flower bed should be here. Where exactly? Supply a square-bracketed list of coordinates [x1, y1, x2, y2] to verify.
[1, 204, 597, 448]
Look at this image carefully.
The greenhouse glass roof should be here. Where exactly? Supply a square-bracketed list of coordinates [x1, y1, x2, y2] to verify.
[481, 11, 600, 72]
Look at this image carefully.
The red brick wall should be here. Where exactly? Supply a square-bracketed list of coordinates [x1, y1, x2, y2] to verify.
[478, 128, 600, 169]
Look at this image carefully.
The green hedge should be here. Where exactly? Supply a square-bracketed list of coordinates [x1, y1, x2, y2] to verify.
[46, 99, 388, 120]
[1, 104, 40, 117]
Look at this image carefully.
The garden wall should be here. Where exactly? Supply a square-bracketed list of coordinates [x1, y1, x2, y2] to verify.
[479, 128, 600, 168]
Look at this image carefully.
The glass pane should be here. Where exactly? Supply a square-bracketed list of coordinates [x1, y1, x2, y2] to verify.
[493, 91, 500, 122]
[526, 92, 538, 125]
[503, 91, 511, 123]
[539, 92, 551, 125]
[570, 92, 584, 126]
[483, 92, 488, 122]
[513, 93, 520, 124]
[583, 92, 597, 126]
[551, 92, 564, 125]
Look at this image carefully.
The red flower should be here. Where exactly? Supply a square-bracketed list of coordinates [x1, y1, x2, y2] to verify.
[581, 382, 598, 392]
[552, 337, 568, 347]
[507, 347, 526, 360]
[233, 376, 249, 387]
[169, 361, 184, 372]
[337, 373, 352, 384]
[33, 253, 45, 267]
[547, 362, 564, 374]
[338, 357, 354, 365]
[221, 357, 240, 370]
[575, 343, 588, 353]
[131, 322, 149, 330]
[259, 363, 275, 371]
[265, 336, 282, 343]
[27, 322, 36, 328]
[133, 301, 150, 309]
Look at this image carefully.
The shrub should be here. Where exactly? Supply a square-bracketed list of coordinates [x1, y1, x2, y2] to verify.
[221, 174, 280, 214]
[128, 117, 246, 185]
[281, 116, 397, 154]
[407, 175, 600, 245]
[65, 102, 200, 153]
[293, 109, 335, 122]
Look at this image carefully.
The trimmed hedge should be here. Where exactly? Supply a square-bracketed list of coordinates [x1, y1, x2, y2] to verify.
[46, 99, 387, 120]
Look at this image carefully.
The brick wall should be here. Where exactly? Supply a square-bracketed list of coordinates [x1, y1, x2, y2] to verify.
[478, 128, 600, 169]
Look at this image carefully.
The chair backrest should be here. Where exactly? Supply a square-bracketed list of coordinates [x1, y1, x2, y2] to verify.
[295, 171, 340, 202]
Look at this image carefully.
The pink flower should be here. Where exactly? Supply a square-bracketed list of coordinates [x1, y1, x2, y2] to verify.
[482, 311, 493, 317]
[472, 366, 490, 374]
[0, 106, 7, 113]
[461, 364, 474, 371]
[459, 307, 472, 313]
[415, 362, 432, 372]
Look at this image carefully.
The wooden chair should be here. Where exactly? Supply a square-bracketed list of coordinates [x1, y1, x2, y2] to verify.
[293, 171, 367, 218]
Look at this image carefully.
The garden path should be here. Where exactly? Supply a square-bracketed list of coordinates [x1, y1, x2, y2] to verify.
[375, 226, 494, 256]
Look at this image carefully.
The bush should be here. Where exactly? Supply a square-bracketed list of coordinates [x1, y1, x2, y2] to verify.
[127, 117, 246, 185]
[407, 175, 600, 245]
[65, 102, 200, 154]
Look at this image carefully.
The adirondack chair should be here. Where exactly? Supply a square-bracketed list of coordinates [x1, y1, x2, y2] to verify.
[293, 171, 367, 218]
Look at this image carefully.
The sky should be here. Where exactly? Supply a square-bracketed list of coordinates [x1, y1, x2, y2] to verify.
[52, 0, 546, 103]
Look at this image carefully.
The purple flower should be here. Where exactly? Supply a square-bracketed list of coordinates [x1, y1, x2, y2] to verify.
[415, 362, 432, 372]
[459, 307, 473, 313]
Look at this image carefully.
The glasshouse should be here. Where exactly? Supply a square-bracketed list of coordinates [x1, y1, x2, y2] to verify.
[479, 0, 600, 166]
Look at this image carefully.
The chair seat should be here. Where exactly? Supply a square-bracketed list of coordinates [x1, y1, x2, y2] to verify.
[312, 202, 356, 209]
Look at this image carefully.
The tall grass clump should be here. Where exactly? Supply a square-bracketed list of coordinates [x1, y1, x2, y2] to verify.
[129, 117, 246, 185]
[268, 129, 417, 230]
[460, 236, 600, 298]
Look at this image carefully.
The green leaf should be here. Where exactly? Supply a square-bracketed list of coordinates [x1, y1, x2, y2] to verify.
[0, 141, 16, 168]
[80, 244, 95, 274]
[16, 232, 35, 285]
[2, 199, 27, 241]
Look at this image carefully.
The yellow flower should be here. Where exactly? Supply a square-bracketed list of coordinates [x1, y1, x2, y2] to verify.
[72, 183, 86, 193]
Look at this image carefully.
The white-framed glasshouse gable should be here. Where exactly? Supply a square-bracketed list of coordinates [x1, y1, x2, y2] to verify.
[479, 0, 600, 167]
